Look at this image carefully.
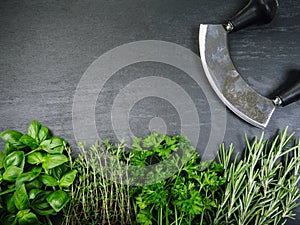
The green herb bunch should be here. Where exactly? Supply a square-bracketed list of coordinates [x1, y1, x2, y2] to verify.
[0, 121, 77, 225]
[63, 133, 226, 225]
[62, 129, 300, 225]
[213, 128, 300, 225]
[63, 141, 132, 225]
[129, 133, 226, 225]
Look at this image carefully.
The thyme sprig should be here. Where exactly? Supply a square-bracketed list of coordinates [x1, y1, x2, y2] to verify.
[62, 141, 132, 225]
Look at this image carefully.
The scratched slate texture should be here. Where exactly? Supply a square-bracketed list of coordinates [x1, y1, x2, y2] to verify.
[0, 0, 299, 224]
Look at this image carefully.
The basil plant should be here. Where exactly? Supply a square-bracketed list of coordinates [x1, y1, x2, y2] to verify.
[0, 121, 77, 225]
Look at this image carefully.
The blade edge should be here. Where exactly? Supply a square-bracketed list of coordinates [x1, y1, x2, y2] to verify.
[199, 24, 275, 128]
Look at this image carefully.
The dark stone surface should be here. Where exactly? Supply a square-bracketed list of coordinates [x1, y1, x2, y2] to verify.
[0, 0, 299, 224]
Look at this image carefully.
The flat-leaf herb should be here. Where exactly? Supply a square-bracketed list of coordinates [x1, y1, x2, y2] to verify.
[0, 121, 76, 225]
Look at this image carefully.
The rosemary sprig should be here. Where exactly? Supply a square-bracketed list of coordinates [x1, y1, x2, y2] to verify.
[213, 128, 300, 225]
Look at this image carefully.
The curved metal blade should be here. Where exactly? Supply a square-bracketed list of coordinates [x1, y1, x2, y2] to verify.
[199, 24, 275, 128]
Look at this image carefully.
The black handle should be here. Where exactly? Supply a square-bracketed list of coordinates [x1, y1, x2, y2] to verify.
[225, 0, 279, 32]
[274, 70, 300, 107]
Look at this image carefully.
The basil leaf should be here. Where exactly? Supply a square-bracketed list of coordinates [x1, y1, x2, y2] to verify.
[13, 183, 29, 210]
[4, 142, 16, 154]
[16, 209, 39, 225]
[27, 151, 45, 165]
[38, 126, 50, 143]
[31, 191, 55, 216]
[6, 194, 17, 213]
[3, 165, 23, 182]
[39, 174, 58, 187]
[0, 130, 25, 149]
[31, 165, 43, 173]
[16, 169, 42, 188]
[0, 151, 5, 169]
[29, 189, 42, 199]
[59, 169, 77, 188]
[42, 154, 68, 170]
[27, 120, 41, 141]
[49, 137, 65, 151]
[18, 211, 39, 225]
[4, 151, 25, 170]
[32, 206, 55, 216]
[25, 178, 43, 190]
[0, 187, 16, 196]
[40, 137, 66, 154]
[49, 163, 68, 180]
[3, 213, 17, 225]
[19, 134, 38, 150]
[16, 208, 30, 217]
[46, 190, 70, 212]
[39, 139, 51, 151]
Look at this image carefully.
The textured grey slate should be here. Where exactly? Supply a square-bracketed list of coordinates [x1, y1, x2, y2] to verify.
[0, 0, 299, 224]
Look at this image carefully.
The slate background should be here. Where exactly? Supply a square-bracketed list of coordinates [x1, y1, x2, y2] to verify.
[0, 0, 299, 224]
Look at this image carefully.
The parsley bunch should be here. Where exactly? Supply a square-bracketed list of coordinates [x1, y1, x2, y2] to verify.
[129, 133, 225, 225]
